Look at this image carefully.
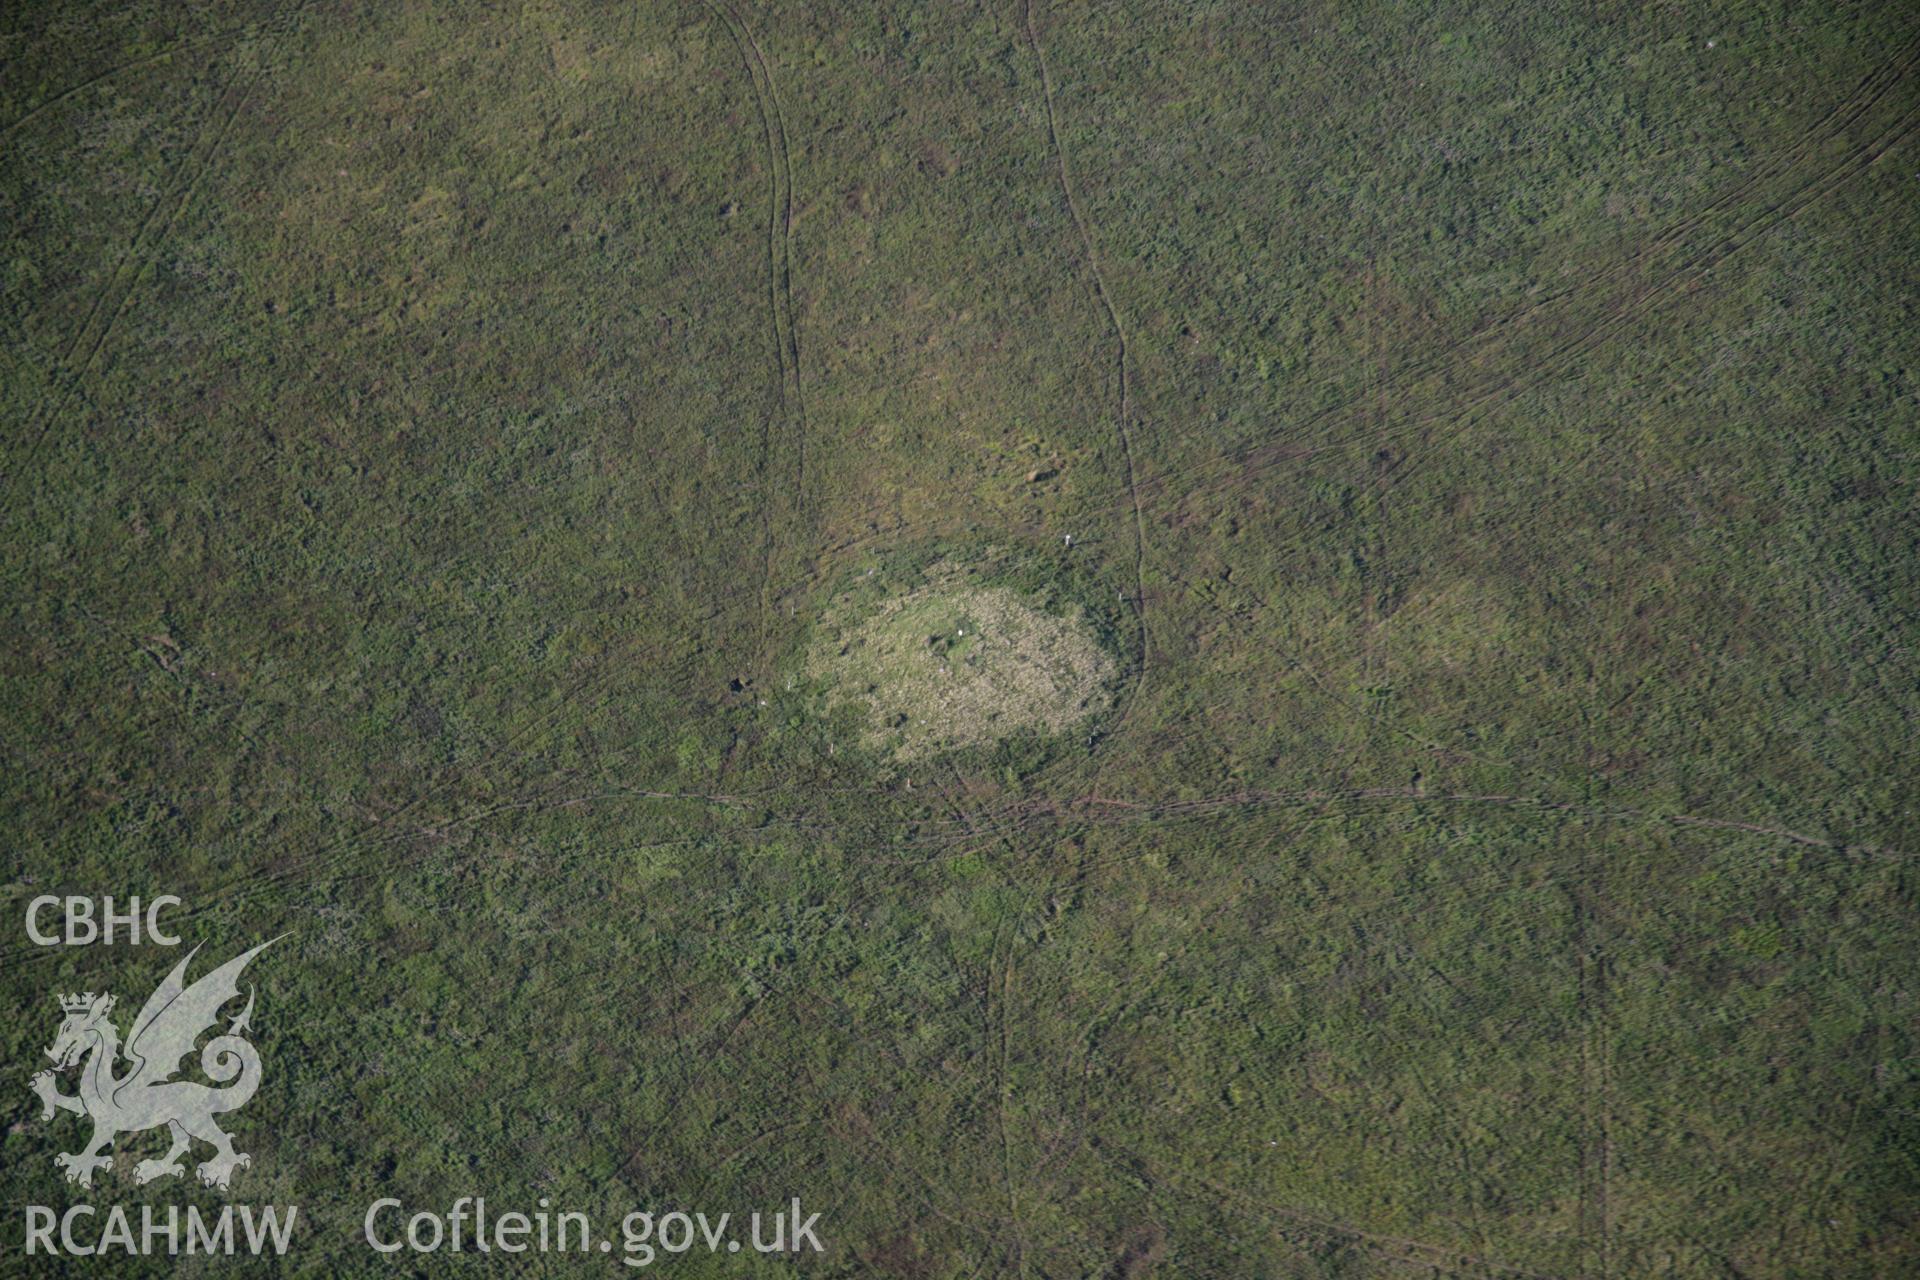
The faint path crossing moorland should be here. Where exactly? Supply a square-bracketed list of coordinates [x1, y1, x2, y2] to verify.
[752, 33, 1920, 568]
[4, 3, 316, 477]
[1022, 0, 1153, 745]
[0, 23, 250, 143]
[699, 0, 810, 670]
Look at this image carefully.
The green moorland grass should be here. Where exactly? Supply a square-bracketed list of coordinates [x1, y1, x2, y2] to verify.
[1, 0, 1915, 1275]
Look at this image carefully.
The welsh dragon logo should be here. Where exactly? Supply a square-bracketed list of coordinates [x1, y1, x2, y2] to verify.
[29, 939, 279, 1190]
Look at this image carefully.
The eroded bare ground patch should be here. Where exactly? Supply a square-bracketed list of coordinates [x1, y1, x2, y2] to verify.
[803, 562, 1117, 761]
